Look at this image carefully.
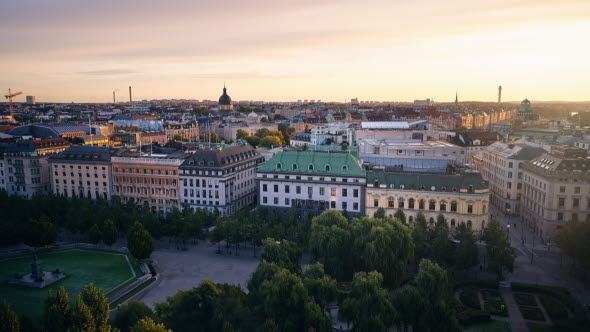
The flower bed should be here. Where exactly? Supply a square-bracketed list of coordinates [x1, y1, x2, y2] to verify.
[519, 306, 545, 321]
[460, 287, 481, 310]
[539, 294, 569, 321]
[484, 300, 508, 317]
[514, 293, 537, 307]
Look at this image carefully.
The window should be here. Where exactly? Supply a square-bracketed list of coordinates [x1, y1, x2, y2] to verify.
[263, 184, 267, 192]
[467, 204, 473, 214]
[285, 185, 290, 193]
[330, 201, 336, 208]
[558, 198, 565, 208]
[274, 197, 278, 205]
[409, 198, 415, 209]
[418, 199, 425, 210]
[320, 187, 325, 195]
[296, 186, 301, 194]
[560, 186, 565, 193]
[574, 187, 580, 193]
[374, 199, 379, 207]
[440, 201, 446, 211]
[467, 220, 472, 228]
[331, 188, 336, 196]
[398, 197, 405, 208]
[342, 166, 348, 172]
[429, 199, 436, 210]
[353, 189, 359, 197]
[342, 202, 347, 210]
[450, 201, 457, 212]
[353, 202, 359, 210]
[325, 165, 331, 171]
[274, 184, 278, 193]
[308, 164, 314, 171]
[263, 197, 268, 204]
[558, 213, 563, 221]
[342, 189, 348, 197]
[292, 164, 298, 170]
[573, 198, 579, 208]
[308, 187, 313, 195]
[388, 197, 395, 208]
[451, 219, 456, 227]
[276, 163, 282, 170]
[285, 198, 290, 205]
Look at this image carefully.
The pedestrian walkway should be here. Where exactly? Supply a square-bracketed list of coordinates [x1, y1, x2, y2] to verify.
[500, 287, 529, 332]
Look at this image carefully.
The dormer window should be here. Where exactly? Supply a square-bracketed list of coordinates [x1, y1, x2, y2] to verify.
[292, 164, 298, 170]
[308, 164, 314, 171]
[325, 165, 331, 171]
[342, 165, 348, 172]
[276, 163, 282, 170]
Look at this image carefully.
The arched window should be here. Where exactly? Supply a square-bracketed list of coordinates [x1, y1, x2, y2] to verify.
[292, 164, 298, 170]
[429, 199, 436, 210]
[276, 163, 282, 170]
[418, 199, 425, 210]
[429, 217, 435, 225]
[467, 220, 472, 228]
[342, 165, 348, 172]
[482, 220, 486, 229]
[451, 201, 458, 212]
[440, 200, 447, 211]
[325, 165, 331, 171]
[308, 164, 314, 171]
[388, 197, 395, 208]
[409, 198, 415, 209]
[409, 216, 414, 223]
[482, 205, 487, 214]
[451, 219, 456, 227]
[398, 197, 405, 208]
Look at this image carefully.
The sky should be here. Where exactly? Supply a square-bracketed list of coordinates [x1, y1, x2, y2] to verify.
[1, 0, 589, 103]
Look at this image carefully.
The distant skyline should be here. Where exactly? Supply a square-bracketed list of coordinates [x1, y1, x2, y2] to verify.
[1, 0, 589, 103]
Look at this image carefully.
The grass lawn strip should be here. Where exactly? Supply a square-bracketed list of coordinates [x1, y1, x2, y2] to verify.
[464, 319, 512, 332]
[110, 277, 156, 308]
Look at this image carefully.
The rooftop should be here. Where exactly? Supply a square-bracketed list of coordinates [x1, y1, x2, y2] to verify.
[258, 150, 365, 177]
[367, 169, 488, 192]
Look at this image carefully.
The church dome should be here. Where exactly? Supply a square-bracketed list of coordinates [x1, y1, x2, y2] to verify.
[519, 98, 532, 113]
[218, 86, 232, 106]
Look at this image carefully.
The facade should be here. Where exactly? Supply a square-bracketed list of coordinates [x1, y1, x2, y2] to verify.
[310, 123, 355, 145]
[26, 96, 36, 104]
[521, 145, 590, 242]
[516, 99, 539, 122]
[257, 150, 366, 215]
[179, 143, 265, 215]
[140, 132, 168, 146]
[164, 122, 199, 142]
[216, 122, 279, 141]
[365, 169, 490, 232]
[9, 124, 90, 139]
[111, 153, 188, 214]
[290, 132, 311, 146]
[480, 141, 547, 215]
[48, 146, 113, 200]
[0, 138, 70, 197]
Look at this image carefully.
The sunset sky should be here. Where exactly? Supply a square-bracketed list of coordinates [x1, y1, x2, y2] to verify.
[1, 0, 589, 103]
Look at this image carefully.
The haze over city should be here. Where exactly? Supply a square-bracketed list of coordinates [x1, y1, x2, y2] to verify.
[2, 0, 590, 103]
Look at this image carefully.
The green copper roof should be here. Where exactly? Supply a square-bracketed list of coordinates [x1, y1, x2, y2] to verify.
[367, 170, 488, 192]
[258, 151, 365, 177]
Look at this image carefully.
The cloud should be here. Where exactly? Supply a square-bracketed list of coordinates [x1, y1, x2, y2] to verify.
[76, 69, 140, 76]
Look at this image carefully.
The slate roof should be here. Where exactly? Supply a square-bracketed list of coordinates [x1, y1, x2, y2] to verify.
[49, 145, 112, 162]
[367, 170, 488, 192]
[181, 144, 262, 169]
[258, 151, 365, 177]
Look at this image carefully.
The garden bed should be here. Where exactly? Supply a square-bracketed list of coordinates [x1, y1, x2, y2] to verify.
[538, 294, 569, 321]
[519, 306, 546, 321]
[460, 287, 481, 310]
[513, 293, 537, 307]
[484, 300, 508, 317]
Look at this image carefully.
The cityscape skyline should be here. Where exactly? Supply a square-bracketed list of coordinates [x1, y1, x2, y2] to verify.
[2, 0, 590, 103]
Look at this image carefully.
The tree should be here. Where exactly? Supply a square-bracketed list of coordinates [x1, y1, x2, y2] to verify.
[259, 136, 281, 147]
[416, 259, 448, 303]
[454, 222, 479, 272]
[89, 224, 101, 245]
[112, 301, 154, 332]
[308, 210, 352, 280]
[390, 286, 425, 332]
[71, 295, 95, 332]
[373, 207, 386, 219]
[431, 214, 450, 265]
[236, 129, 249, 140]
[127, 222, 154, 260]
[0, 301, 20, 332]
[302, 263, 337, 310]
[412, 213, 430, 261]
[209, 283, 252, 331]
[555, 219, 590, 276]
[131, 318, 171, 332]
[351, 217, 414, 287]
[80, 283, 109, 331]
[394, 209, 406, 224]
[340, 271, 396, 332]
[45, 286, 71, 332]
[24, 219, 57, 248]
[260, 238, 302, 274]
[482, 220, 516, 278]
[102, 219, 118, 246]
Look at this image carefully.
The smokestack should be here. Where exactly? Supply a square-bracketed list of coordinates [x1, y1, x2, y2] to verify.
[498, 85, 502, 103]
[113, 90, 116, 104]
[129, 86, 132, 103]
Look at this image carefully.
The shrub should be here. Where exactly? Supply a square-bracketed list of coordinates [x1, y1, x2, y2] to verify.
[454, 278, 499, 290]
[484, 300, 508, 316]
[460, 287, 481, 309]
[527, 322, 555, 332]
[457, 309, 491, 325]
[511, 283, 587, 325]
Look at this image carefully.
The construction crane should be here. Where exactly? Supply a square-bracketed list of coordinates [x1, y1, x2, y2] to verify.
[4, 88, 23, 117]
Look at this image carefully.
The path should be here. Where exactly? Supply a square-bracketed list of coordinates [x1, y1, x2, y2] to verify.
[500, 287, 528, 332]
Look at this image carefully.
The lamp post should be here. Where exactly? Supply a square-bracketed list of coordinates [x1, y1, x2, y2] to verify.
[506, 224, 510, 241]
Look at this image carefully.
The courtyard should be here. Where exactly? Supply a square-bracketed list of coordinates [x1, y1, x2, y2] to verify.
[0, 249, 141, 319]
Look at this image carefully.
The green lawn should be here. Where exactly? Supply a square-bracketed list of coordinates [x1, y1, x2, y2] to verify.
[466, 319, 512, 332]
[0, 249, 137, 320]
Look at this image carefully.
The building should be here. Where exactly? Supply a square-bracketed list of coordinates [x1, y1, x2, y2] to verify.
[164, 122, 199, 142]
[358, 139, 465, 171]
[215, 122, 279, 141]
[179, 143, 264, 215]
[218, 85, 234, 111]
[110, 131, 141, 148]
[26, 96, 36, 105]
[9, 124, 90, 139]
[74, 135, 110, 146]
[521, 145, 590, 242]
[310, 123, 355, 145]
[515, 98, 539, 122]
[0, 138, 70, 197]
[365, 168, 490, 232]
[290, 132, 311, 146]
[48, 146, 113, 200]
[480, 141, 547, 215]
[140, 132, 168, 146]
[257, 150, 366, 215]
[451, 131, 500, 164]
[111, 152, 188, 214]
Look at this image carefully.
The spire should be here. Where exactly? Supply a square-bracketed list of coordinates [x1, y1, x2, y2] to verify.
[455, 91, 458, 104]
[223, 82, 226, 94]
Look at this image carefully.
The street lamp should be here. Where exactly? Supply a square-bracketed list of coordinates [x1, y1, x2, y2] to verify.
[506, 224, 510, 240]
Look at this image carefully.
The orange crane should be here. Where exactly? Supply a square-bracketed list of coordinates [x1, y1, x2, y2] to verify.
[4, 88, 23, 118]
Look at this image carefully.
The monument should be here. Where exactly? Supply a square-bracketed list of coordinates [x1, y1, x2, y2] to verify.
[10, 248, 66, 288]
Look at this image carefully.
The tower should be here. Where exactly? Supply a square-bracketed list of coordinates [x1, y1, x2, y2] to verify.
[129, 86, 132, 103]
[498, 85, 502, 103]
[455, 91, 458, 104]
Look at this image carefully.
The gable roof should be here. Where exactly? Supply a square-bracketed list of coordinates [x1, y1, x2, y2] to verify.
[258, 151, 365, 177]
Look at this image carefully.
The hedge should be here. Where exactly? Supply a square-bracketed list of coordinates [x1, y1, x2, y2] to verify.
[453, 278, 499, 290]
[539, 294, 569, 321]
[457, 309, 491, 325]
[460, 287, 481, 309]
[511, 283, 588, 325]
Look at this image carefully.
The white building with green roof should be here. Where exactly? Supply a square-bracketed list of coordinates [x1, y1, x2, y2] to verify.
[256, 150, 366, 215]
